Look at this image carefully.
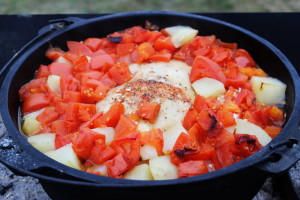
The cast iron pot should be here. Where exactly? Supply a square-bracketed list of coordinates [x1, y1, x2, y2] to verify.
[0, 11, 300, 200]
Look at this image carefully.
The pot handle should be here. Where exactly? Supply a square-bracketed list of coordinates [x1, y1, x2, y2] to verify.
[255, 123, 300, 175]
[0, 17, 84, 87]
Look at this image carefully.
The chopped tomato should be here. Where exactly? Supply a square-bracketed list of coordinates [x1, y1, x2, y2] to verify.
[190, 55, 227, 83]
[22, 93, 50, 114]
[45, 47, 65, 60]
[149, 50, 172, 62]
[35, 65, 50, 79]
[36, 106, 58, 124]
[183, 109, 198, 130]
[197, 109, 222, 138]
[154, 36, 175, 52]
[114, 115, 137, 138]
[90, 54, 116, 72]
[67, 41, 93, 56]
[170, 132, 200, 165]
[89, 139, 115, 164]
[108, 61, 132, 85]
[136, 101, 161, 123]
[116, 43, 135, 58]
[19, 78, 47, 101]
[49, 63, 73, 76]
[72, 128, 98, 160]
[178, 160, 209, 178]
[83, 38, 103, 52]
[55, 133, 74, 149]
[105, 153, 131, 178]
[93, 102, 125, 128]
[140, 128, 164, 155]
[137, 42, 155, 63]
[264, 126, 282, 138]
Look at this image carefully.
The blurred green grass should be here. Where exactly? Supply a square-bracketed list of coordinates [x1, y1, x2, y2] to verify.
[1, 0, 300, 14]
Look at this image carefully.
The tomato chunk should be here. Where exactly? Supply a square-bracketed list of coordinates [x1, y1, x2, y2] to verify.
[22, 93, 50, 114]
[136, 101, 161, 123]
[178, 160, 209, 178]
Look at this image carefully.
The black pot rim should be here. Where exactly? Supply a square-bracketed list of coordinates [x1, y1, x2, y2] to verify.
[1, 11, 300, 187]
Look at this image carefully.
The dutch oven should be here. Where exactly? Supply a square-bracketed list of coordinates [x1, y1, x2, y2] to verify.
[0, 11, 300, 200]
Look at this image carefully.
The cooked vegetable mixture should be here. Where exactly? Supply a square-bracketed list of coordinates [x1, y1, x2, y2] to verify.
[20, 22, 286, 180]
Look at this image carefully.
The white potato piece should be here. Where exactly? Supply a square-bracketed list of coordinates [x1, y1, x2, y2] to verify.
[23, 109, 45, 119]
[92, 164, 108, 176]
[192, 77, 225, 98]
[124, 164, 154, 180]
[165, 26, 198, 48]
[149, 155, 178, 180]
[163, 122, 187, 154]
[140, 144, 158, 160]
[28, 133, 56, 153]
[91, 127, 115, 145]
[236, 119, 272, 146]
[47, 75, 61, 96]
[44, 144, 81, 170]
[251, 76, 286, 105]
[55, 56, 73, 65]
[22, 117, 42, 136]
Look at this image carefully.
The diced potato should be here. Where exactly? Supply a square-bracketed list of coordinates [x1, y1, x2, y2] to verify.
[149, 155, 178, 180]
[47, 75, 61, 95]
[91, 127, 115, 145]
[92, 164, 108, 176]
[165, 26, 198, 48]
[225, 126, 236, 134]
[137, 120, 151, 132]
[124, 164, 154, 180]
[55, 56, 72, 65]
[28, 133, 56, 153]
[251, 76, 286, 105]
[44, 144, 81, 170]
[163, 122, 187, 154]
[22, 117, 42, 136]
[235, 119, 272, 146]
[192, 77, 225, 98]
[24, 109, 45, 119]
[140, 144, 158, 160]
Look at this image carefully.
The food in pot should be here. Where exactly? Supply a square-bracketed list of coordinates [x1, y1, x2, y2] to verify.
[19, 22, 286, 180]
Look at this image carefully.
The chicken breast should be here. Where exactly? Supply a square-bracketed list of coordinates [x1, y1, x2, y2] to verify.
[96, 60, 195, 132]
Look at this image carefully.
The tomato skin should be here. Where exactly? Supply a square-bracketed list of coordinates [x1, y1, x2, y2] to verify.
[190, 55, 227, 84]
[22, 93, 50, 114]
[93, 102, 125, 128]
[49, 63, 73, 76]
[136, 102, 161, 123]
[178, 160, 209, 178]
